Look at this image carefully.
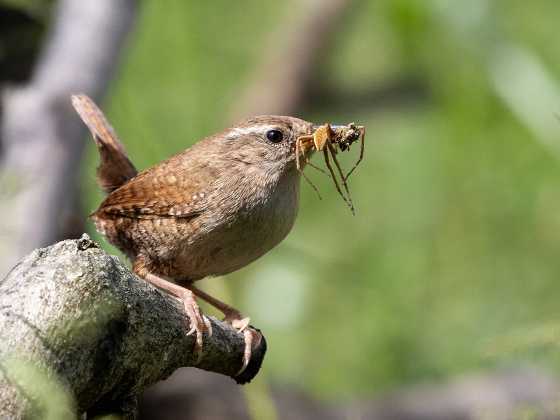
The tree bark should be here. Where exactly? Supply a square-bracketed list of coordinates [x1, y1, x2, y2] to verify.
[0, 235, 265, 419]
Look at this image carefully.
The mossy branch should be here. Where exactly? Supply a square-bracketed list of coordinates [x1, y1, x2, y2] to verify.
[0, 235, 265, 419]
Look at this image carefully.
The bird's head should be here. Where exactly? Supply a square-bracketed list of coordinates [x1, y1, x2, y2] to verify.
[217, 116, 316, 174]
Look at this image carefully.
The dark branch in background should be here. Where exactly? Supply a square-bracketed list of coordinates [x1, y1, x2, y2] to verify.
[224, 0, 429, 124]
[0, 0, 137, 279]
[0, 236, 265, 419]
[304, 78, 430, 114]
[224, 0, 353, 122]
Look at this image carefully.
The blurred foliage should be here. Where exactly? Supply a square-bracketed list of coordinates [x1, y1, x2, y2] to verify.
[0, 355, 75, 418]
[0, 0, 53, 82]
[82, 0, 560, 401]
[0, 0, 53, 22]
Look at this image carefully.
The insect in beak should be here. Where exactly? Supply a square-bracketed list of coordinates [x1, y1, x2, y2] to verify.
[299, 135, 315, 152]
[295, 123, 365, 214]
[311, 125, 348, 150]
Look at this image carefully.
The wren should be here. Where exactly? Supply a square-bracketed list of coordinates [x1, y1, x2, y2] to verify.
[72, 94, 319, 374]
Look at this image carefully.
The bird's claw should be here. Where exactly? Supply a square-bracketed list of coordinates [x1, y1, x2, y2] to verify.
[176, 290, 212, 362]
[232, 317, 250, 333]
[230, 317, 262, 375]
[203, 315, 213, 340]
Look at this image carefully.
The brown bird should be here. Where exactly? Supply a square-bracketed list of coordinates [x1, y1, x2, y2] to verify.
[72, 93, 318, 374]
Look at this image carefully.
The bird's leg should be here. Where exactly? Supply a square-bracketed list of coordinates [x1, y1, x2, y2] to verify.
[134, 264, 212, 361]
[183, 282, 262, 375]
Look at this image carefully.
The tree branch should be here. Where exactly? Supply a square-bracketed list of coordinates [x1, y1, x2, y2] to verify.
[0, 235, 266, 419]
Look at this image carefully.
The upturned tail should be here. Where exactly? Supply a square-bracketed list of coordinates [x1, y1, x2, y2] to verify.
[72, 93, 138, 195]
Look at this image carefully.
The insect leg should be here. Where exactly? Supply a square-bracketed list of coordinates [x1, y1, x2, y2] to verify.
[323, 145, 354, 213]
[296, 137, 322, 200]
[297, 135, 330, 176]
[343, 126, 365, 182]
[327, 142, 354, 213]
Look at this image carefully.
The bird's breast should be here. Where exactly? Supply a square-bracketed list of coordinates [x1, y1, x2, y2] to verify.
[180, 168, 301, 278]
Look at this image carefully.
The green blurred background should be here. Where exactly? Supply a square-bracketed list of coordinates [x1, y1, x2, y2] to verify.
[7, 0, 560, 403]
[87, 0, 560, 398]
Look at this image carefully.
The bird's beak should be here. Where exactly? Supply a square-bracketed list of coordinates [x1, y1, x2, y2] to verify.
[312, 125, 348, 130]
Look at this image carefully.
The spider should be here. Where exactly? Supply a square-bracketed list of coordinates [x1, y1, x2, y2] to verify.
[295, 123, 365, 214]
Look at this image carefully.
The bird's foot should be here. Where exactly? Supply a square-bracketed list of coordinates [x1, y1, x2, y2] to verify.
[144, 273, 212, 362]
[180, 282, 263, 375]
[226, 314, 262, 375]
[176, 289, 213, 361]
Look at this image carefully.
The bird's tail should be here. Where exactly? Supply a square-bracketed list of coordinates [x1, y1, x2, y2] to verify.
[72, 93, 138, 195]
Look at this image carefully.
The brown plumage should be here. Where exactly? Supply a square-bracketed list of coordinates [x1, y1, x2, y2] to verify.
[72, 94, 316, 374]
[72, 94, 137, 194]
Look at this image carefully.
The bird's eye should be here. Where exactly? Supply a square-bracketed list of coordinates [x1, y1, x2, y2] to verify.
[266, 130, 283, 143]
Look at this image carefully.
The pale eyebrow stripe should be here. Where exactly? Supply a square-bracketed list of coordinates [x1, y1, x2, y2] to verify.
[227, 125, 277, 139]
